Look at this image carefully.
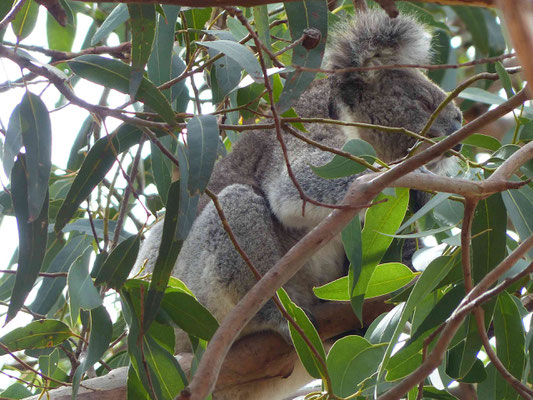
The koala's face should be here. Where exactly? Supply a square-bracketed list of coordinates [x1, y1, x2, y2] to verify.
[334, 69, 463, 165]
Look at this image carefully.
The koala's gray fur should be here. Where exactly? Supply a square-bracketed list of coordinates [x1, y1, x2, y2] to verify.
[136, 9, 462, 352]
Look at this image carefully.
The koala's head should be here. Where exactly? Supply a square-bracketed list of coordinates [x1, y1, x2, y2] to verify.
[327, 10, 463, 166]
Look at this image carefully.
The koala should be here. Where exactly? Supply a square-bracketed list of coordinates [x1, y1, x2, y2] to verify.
[136, 9, 462, 353]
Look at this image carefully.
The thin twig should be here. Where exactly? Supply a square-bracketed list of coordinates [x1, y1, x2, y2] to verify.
[2, 41, 131, 61]
[474, 307, 533, 399]
[110, 136, 145, 249]
[294, 52, 516, 74]
[0, 269, 67, 278]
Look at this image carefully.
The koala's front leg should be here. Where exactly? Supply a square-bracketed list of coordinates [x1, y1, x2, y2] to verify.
[175, 183, 294, 344]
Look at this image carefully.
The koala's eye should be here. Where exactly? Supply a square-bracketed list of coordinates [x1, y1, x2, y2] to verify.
[419, 99, 434, 113]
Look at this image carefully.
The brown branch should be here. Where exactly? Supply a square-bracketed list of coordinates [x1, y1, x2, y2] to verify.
[2, 41, 131, 62]
[0, 44, 172, 130]
[69, 0, 495, 7]
[498, 0, 533, 92]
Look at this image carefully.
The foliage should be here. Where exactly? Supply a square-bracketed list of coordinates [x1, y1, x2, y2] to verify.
[0, 1, 532, 399]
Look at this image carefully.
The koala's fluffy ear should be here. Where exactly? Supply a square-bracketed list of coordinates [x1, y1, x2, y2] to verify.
[328, 10, 432, 80]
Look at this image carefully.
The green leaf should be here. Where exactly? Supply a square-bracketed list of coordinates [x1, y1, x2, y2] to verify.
[150, 136, 176, 203]
[68, 55, 175, 125]
[495, 62, 514, 98]
[29, 234, 93, 316]
[11, 0, 39, 40]
[313, 276, 349, 301]
[161, 290, 219, 340]
[0, 0, 14, 21]
[7, 156, 49, 323]
[187, 115, 220, 195]
[365, 263, 417, 298]
[278, 0, 328, 112]
[381, 256, 457, 378]
[46, 4, 76, 52]
[3, 104, 23, 178]
[128, 4, 156, 97]
[95, 234, 141, 290]
[144, 180, 183, 331]
[494, 292, 525, 400]
[452, 7, 505, 56]
[209, 52, 242, 104]
[327, 335, 387, 397]
[39, 348, 59, 377]
[197, 40, 263, 83]
[342, 215, 362, 316]
[0, 319, 72, 354]
[277, 288, 326, 380]
[182, 7, 211, 40]
[91, 4, 129, 46]
[122, 288, 187, 400]
[311, 139, 376, 179]
[472, 194, 507, 284]
[351, 188, 409, 321]
[68, 249, 103, 324]
[147, 5, 180, 99]
[176, 143, 199, 239]
[0, 382, 33, 399]
[252, 6, 271, 64]
[461, 133, 501, 151]
[313, 263, 416, 301]
[18, 92, 52, 221]
[502, 184, 533, 259]
[409, 284, 465, 345]
[127, 364, 150, 399]
[72, 306, 112, 399]
[458, 87, 505, 105]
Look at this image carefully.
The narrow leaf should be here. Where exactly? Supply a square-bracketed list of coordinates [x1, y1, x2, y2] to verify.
[68, 249, 103, 324]
[197, 40, 263, 83]
[494, 292, 525, 400]
[72, 306, 112, 399]
[351, 188, 409, 320]
[18, 92, 52, 221]
[187, 115, 219, 195]
[277, 288, 326, 379]
[95, 234, 141, 289]
[11, 0, 38, 40]
[161, 290, 219, 340]
[7, 156, 49, 323]
[311, 139, 376, 179]
[91, 4, 129, 46]
[144, 180, 182, 331]
[30, 235, 93, 315]
[127, 4, 156, 97]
